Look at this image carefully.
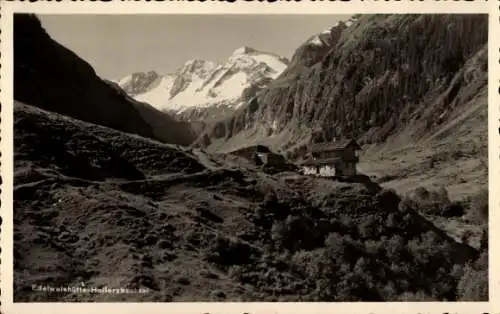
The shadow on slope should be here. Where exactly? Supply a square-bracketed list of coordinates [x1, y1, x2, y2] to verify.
[14, 13, 196, 146]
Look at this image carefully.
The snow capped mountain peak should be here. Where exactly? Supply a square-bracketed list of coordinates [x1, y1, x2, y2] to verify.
[118, 47, 289, 117]
[119, 70, 161, 96]
[180, 59, 217, 74]
[232, 46, 257, 56]
[227, 48, 289, 79]
[177, 59, 217, 80]
[321, 23, 341, 35]
[183, 59, 204, 67]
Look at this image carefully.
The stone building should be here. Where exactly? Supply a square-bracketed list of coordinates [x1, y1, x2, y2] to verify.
[300, 139, 361, 178]
[255, 151, 286, 166]
[228, 145, 286, 167]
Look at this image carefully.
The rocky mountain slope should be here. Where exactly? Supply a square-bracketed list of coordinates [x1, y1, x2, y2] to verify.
[117, 47, 288, 124]
[12, 12, 488, 303]
[14, 14, 196, 146]
[201, 14, 487, 157]
[14, 100, 485, 302]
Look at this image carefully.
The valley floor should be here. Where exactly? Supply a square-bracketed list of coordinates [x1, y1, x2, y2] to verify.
[359, 143, 486, 201]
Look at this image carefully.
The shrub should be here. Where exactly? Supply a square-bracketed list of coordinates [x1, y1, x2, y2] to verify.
[290, 250, 321, 273]
[385, 235, 406, 260]
[324, 233, 347, 257]
[450, 264, 465, 280]
[375, 188, 401, 211]
[468, 188, 488, 223]
[456, 251, 488, 301]
[325, 233, 364, 266]
[204, 234, 255, 266]
[402, 186, 458, 216]
[386, 212, 402, 229]
[217, 175, 485, 301]
[271, 214, 327, 252]
[475, 250, 488, 270]
[263, 189, 278, 205]
[457, 263, 488, 301]
[397, 291, 436, 301]
[358, 216, 378, 239]
[407, 231, 454, 270]
[380, 281, 398, 300]
[398, 197, 416, 213]
[441, 201, 465, 217]
[480, 229, 488, 251]
[364, 239, 383, 255]
[270, 221, 287, 249]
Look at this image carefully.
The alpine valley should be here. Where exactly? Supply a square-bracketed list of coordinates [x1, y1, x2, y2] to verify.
[13, 13, 488, 302]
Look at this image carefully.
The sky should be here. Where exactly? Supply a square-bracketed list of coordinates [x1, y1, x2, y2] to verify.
[39, 14, 349, 81]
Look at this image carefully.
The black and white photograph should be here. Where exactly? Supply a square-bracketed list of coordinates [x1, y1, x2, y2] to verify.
[9, 12, 489, 303]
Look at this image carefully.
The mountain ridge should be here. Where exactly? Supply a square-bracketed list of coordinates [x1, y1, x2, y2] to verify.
[118, 46, 289, 123]
[199, 14, 487, 158]
[14, 14, 196, 146]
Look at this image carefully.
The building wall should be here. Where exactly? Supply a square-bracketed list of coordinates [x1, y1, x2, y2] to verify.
[315, 150, 341, 159]
[256, 153, 267, 164]
[342, 147, 357, 160]
[267, 153, 285, 165]
[302, 165, 336, 176]
[314, 147, 357, 160]
[257, 152, 286, 166]
[336, 161, 357, 176]
[302, 162, 356, 177]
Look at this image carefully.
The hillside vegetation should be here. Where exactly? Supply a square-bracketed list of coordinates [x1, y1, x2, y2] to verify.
[14, 102, 486, 302]
[13, 13, 488, 302]
[202, 14, 487, 157]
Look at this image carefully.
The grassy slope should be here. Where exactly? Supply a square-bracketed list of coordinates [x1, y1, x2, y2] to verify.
[14, 102, 485, 302]
[15, 14, 196, 147]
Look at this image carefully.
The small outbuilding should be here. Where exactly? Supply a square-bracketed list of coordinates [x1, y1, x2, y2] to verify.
[228, 145, 287, 167]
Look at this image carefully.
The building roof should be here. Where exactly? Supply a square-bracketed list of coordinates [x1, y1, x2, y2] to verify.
[299, 157, 342, 166]
[227, 144, 271, 156]
[299, 155, 359, 166]
[308, 139, 361, 153]
[255, 145, 271, 153]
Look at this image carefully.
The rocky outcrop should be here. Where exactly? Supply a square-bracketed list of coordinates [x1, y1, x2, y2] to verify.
[118, 71, 162, 96]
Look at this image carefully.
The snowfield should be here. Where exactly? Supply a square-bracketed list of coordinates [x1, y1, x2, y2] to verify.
[118, 47, 289, 114]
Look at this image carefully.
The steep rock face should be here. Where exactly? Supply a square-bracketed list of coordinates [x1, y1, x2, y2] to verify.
[14, 14, 196, 146]
[118, 47, 289, 123]
[290, 17, 356, 68]
[118, 71, 162, 96]
[202, 14, 487, 154]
